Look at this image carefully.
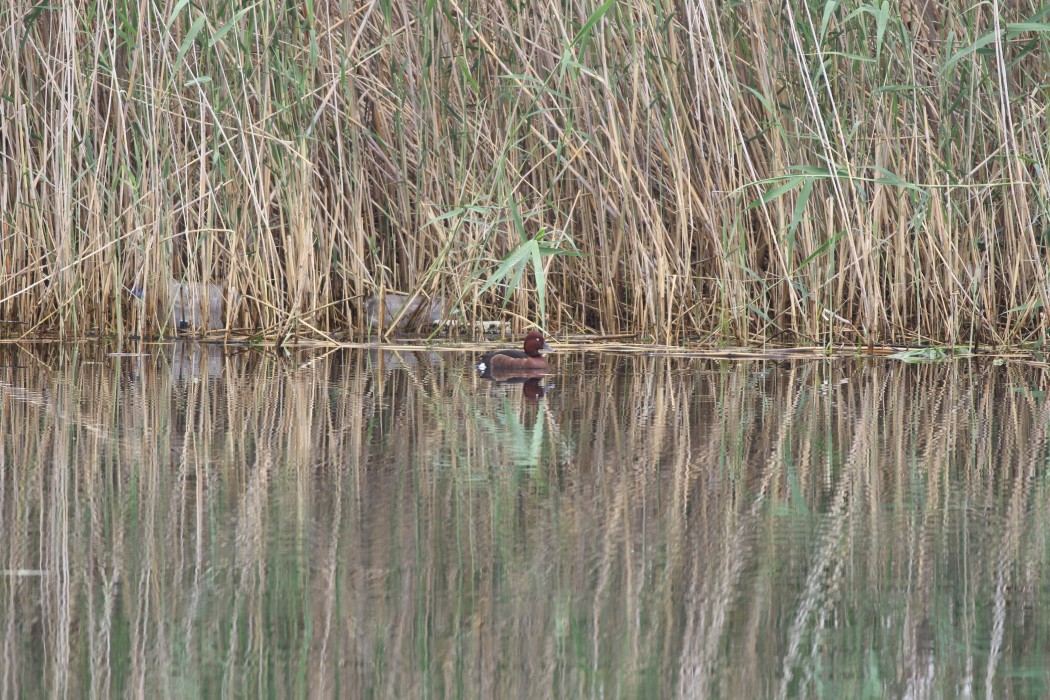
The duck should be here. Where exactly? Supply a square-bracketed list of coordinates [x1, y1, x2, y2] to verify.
[476, 331, 552, 378]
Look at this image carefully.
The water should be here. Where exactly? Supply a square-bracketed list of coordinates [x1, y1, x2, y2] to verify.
[1, 344, 1049, 697]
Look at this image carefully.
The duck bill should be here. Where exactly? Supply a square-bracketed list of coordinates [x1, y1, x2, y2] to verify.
[542, 343, 554, 353]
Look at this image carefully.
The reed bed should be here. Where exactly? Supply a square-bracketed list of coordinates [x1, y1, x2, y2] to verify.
[1, 347, 1050, 695]
[2, 1, 1050, 343]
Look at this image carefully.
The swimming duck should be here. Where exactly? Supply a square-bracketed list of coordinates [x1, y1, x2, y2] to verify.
[476, 331, 552, 377]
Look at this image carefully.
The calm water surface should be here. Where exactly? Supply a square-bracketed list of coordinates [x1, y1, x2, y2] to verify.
[2, 344, 1050, 698]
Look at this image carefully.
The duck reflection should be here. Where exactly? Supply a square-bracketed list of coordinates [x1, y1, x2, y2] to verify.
[475, 373, 554, 464]
[521, 378, 546, 402]
[479, 372, 552, 402]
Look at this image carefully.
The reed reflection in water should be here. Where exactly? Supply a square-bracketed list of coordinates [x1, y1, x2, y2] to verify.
[1, 345, 1050, 697]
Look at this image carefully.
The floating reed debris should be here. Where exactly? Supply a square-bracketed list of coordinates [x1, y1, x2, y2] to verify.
[1, 2, 1049, 344]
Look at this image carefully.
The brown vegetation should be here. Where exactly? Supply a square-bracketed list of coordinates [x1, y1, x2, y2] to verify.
[1, 1, 1049, 344]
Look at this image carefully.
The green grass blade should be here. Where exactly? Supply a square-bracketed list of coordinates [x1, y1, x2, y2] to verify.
[210, 5, 256, 47]
[572, 0, 616, 50]
[166, 0, 190, 32]
[171, 14, 207, 87]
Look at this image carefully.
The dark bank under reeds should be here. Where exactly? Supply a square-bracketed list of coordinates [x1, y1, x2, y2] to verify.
[2, 1, 1049, 344]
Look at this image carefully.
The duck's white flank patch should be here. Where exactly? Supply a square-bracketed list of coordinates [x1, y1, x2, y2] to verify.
[477, 361, 487, 371]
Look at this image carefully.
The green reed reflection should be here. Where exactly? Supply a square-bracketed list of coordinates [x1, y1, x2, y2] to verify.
[1, 346, 1050, 697]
